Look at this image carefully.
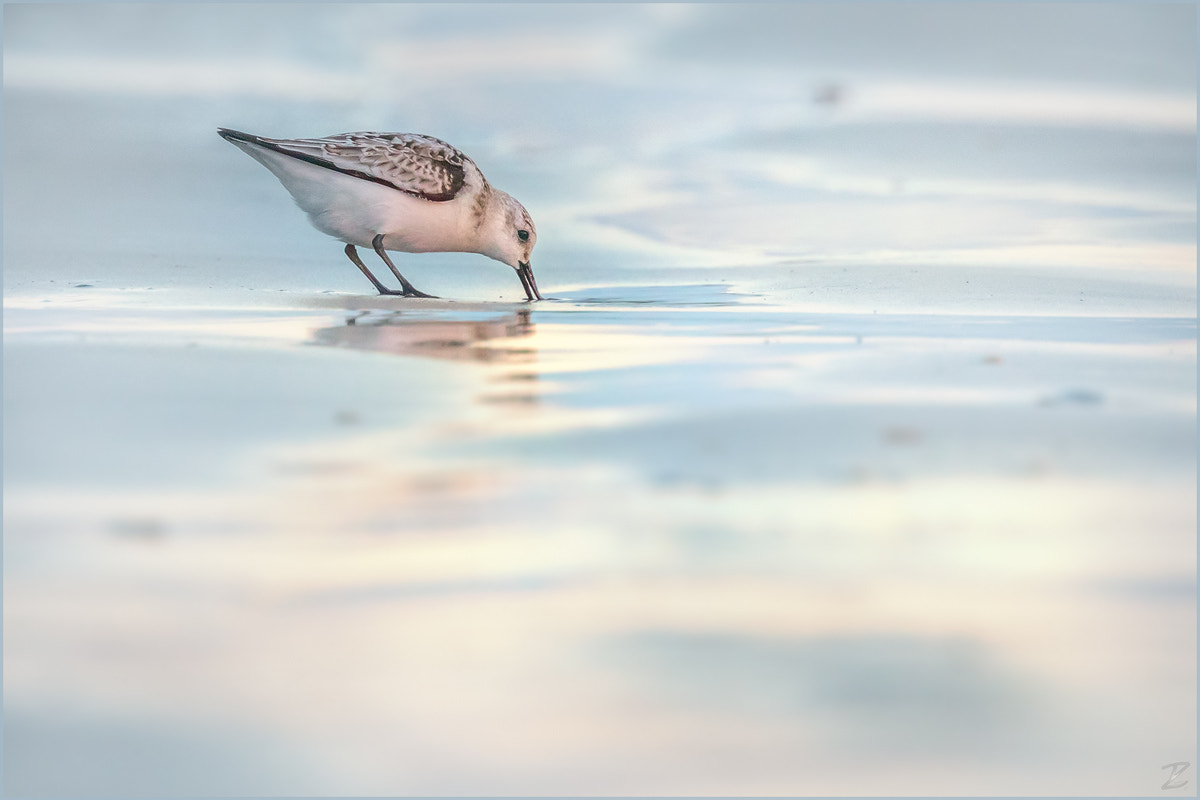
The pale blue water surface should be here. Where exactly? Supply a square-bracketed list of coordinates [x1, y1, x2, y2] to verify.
[3, 4, 1196, 795]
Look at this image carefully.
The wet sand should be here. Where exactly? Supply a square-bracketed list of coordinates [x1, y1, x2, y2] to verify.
[4, 4, 1196, 795]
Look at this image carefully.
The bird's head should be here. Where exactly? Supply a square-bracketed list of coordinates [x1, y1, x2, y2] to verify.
[481, 190, 541, 300]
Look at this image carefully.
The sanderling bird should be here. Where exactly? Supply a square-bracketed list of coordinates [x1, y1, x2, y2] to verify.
[218, 128, 542, 300]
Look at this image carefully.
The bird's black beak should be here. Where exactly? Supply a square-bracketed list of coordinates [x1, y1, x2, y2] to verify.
[516, 261, 543, 301]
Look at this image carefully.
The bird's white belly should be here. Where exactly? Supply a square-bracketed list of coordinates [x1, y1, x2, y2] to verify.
[237, 140, 471, 252]
[310, 183, 466, 252]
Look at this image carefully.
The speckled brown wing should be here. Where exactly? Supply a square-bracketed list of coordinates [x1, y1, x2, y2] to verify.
[251, 132, 469, 202]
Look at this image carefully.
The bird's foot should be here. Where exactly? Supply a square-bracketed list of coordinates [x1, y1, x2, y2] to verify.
[376, 287, 437, 299]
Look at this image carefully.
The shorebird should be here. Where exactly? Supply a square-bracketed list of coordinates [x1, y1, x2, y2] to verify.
[218, 128, 542, 300]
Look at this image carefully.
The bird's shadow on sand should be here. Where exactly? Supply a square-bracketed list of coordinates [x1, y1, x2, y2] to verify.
[551, 283, 755, 307]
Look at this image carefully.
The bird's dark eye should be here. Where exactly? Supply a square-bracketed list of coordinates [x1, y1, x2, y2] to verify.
[517, 230, 530, 242]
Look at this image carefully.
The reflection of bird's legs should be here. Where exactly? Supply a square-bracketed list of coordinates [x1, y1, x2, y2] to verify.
[373, 234, 436, 298]
[344, 244, 403, 296]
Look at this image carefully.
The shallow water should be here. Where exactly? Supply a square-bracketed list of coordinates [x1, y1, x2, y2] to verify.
[4, 4, 1196, 795]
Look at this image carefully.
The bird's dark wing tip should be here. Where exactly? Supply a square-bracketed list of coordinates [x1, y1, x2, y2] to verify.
[217, 127, 257, 144]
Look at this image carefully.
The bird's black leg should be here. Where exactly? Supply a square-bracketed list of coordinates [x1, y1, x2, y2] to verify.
[345, 244, 403, 295]
[372, 234, 436, 298]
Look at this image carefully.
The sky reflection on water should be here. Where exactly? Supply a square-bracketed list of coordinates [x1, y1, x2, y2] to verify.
[4, 3, 1196, 796]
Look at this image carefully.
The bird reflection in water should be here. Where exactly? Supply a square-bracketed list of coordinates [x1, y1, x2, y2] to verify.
[310, 307, 539, 406]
